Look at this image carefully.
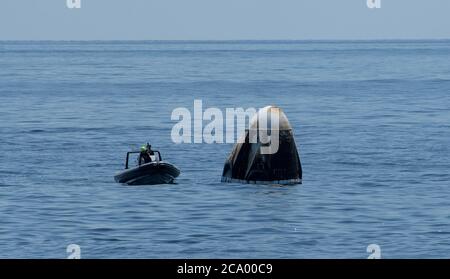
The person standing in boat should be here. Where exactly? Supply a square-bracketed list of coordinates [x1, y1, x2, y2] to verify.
[138, 143, 155, 165]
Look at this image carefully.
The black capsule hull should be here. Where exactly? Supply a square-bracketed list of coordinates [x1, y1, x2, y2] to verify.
[221, 130, 302, 185]
[221, 106, 302, 185]
[115, 162, 180, 185]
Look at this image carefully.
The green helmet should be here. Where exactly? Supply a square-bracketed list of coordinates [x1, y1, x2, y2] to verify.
[140, 145, 147, 152]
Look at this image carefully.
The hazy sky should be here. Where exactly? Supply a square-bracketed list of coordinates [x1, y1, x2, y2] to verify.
[1, 0, 450, 40]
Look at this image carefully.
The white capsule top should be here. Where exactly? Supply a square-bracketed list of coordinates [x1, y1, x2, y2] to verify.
[249, 106, 292, 131]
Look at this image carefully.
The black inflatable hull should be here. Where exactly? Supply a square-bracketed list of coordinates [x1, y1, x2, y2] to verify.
[115, 162, 180, 185]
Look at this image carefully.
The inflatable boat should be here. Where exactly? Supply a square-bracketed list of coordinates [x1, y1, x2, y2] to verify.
[114, 150, 180, 185]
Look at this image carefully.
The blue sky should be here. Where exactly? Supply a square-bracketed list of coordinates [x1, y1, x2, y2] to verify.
[1, 0, 449, 40]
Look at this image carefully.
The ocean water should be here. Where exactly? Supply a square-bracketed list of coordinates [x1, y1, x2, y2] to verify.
[0, 41, 449, 258]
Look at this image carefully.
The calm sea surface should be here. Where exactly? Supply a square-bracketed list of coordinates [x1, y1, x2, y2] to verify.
[0, 41, 449, 258]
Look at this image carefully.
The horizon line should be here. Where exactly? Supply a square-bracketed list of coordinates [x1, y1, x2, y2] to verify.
[1, 38, 450, 42]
